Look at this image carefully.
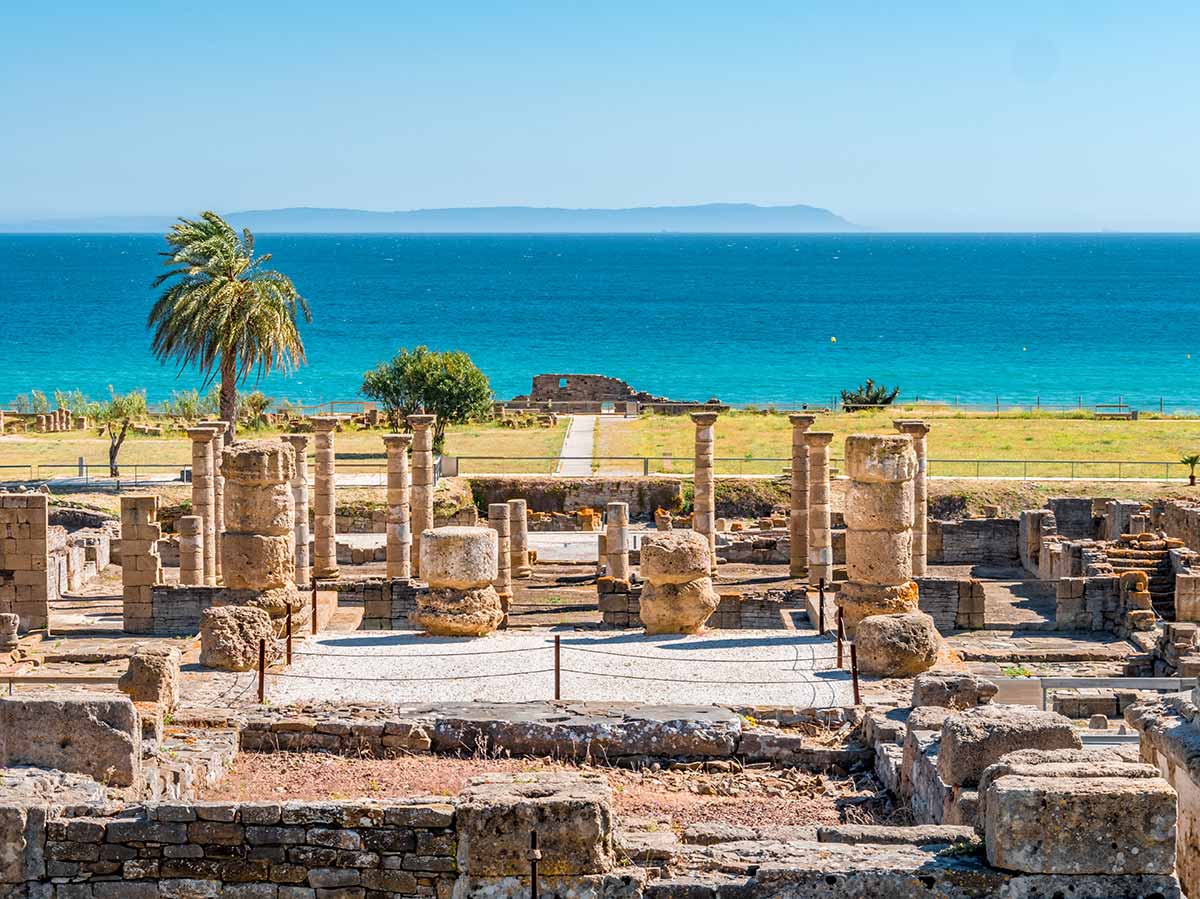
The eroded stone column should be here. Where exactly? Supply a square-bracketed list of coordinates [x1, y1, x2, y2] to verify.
[508, 499, 532, 578]
[412, 527, 504, 636]
[178, 514, 204, 586]
[199, 420, 229, 581]
[789, 414, 816, 578]
[805, 431, 834, 587]
[895, 419, 931, 577]
[639, 531, 720, 634]
[311, 417, 339, 579]
[188, 427, 218, 586]
[488, 503, 512, 624]
[409, 414, 436, 578]
[383, 433, 413, 579]
[221, 439, 297, 620]
[281, 434, 312, 588]
[691, 411, 719, 574]
[606, 501, 630, 580]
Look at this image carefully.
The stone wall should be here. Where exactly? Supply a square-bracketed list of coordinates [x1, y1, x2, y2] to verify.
[1160, 499, 1200, 551]
[1055, 575, 1121, 631]
[468, 476, 686, 518]
[120, 497, 163, 634]
[928, 518, 1020, 566]
[0, 493, 50, 631]
[1045, 497, 1100, 540]
[915, 577, 985, 631]
[598, 578, 810, 629]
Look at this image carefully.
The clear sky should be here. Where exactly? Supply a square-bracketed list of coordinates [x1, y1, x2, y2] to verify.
[2, 1, 1197, 231]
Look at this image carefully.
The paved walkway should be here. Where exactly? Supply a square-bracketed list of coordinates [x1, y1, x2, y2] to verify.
[555, 414, 596, 476]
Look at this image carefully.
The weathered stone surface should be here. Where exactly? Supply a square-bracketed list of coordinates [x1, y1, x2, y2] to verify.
[639, 578, 720, 635]
[452, 870, 645, 898]
[640, 532, 712, 584]
[412, 586, 505, 636]
[843, 434, 918, 483]
[985, 774, 1176, 875]
[938, 705, 1081, 787]
[221, 533, 293, 590]
[220, 439, 296, 485]
[0, 694, 140, 787]
[911, 672, 998, 710]
[420, 527, 498, 589]
[855, 611, 940, 677]
[456, 772, 615, 876]
[222, 481, 294, 536]
[0, 613, 19, 652]
[0, 805, 43, 883]
[835, 581, 920, 632]
[118, 646, 181, 709]
[843, 481, 915, 531]
[845, 529, 914, 585]
[815, 823, 976, 847]
[200, 606, 275, 672]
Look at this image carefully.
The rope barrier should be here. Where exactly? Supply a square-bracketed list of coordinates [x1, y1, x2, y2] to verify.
[293, 645, 550, 659]
[268, 669, 557, 683]
[560, 645, 839, 665]
[558, 667, 839, 685]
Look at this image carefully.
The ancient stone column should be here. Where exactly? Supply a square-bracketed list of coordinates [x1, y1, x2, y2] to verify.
[177, 514, 204, 586]
[639, 531, 720, 634]
[35, 414, 45, 432]
[311, 417, 339, 579]
[281, 434, 312, 588]
[412, 527, 504, 636]
[805, 431, 834, 587]
[788, 414, 816, 578]
[383, 433, 413, 580]
[120, 495, 161, 633]
[187, 427, 218, 586]
[690, 411, 719, 574]
[508, 499, 532, 578]
[606, 501, 630, 580]
[409, 414, 437, 578]
[488, 503, 512, 623]
[199, 420, 229, 581]
[221, 439, 297, 620]
[895, 419, 931, 577]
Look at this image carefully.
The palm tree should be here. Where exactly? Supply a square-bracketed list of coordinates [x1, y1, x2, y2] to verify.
[1182, 453, 1200, 486]
[149, 212, 310, 441]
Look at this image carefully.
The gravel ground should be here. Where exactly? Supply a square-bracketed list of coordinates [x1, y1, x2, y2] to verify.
[268, 629, 852, 707]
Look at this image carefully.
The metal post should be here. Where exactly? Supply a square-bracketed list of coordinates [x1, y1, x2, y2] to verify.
[528, 830, 541, 899]
[554, 635, 561, 700]
[311, 574, 318, 635]
[643, 457, 649, 476]
[818, 578, 826, 634]
[836, 608, 844, 669]
[850, 643, 860, 705]
[257, 639, 266, 704]
[286, 605, 293, 666]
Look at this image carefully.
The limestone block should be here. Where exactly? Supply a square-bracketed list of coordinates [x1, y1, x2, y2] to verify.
[419, 527, 498, 590]
[0, 693, 140, 787]
[221, 533, 293, 590]
[223, 480, 295, 535]
[912, 672, 998, 710]
[221, 439, 295, 485]
[845, 529, 913, 585]
[118, 646, 181, 709]
[639, 577, 720, 635]
[844, 434, 918, 483]
[0, 613, 17, 651]
[412, 586, 504, 636]
[836, 580, 919, 632]
[640, 531, 712, 585]
[855, 611, 940, 677]
[844, 481, 915, 532]
[0, 804, 43, 883]
[456, 772, 615, 876]
[200, 606, 275, 671]
[938, 706, 1082, 788]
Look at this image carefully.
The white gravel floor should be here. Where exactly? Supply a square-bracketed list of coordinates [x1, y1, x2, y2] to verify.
[267, 629, 852, 707]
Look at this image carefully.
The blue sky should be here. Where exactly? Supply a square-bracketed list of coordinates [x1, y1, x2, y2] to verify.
[2, 2, 1197, 230]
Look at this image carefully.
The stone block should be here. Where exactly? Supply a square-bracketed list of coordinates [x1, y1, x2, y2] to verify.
[938, 705, 1081, 787]
[639, 531, 711, 584]
[419, 527, 497, 589]
[911, 672, 998, 710]
[0, 693, 140, 787]
[200, 606, 275, 671]
[118, 646, 182, 709]
[855, 611, 939, 677]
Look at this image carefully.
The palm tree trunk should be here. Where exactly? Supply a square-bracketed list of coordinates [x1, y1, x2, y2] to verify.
[220, 357, 238, 442]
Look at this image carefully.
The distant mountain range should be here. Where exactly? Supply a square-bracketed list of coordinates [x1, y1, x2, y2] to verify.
[1, 203, 862, 234]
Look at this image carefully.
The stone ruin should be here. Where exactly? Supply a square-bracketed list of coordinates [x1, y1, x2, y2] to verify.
[502, 372, 729, 414]
[638, 530, 720, 634]
[411, 526, 505, 636]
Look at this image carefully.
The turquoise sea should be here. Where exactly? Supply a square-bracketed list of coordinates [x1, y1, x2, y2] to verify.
[1, 233, 1198, 410]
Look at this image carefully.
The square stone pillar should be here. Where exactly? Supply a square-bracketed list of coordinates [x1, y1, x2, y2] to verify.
[311, 417, 340, 579]
[408, 414, 437, 578]
[120, 495, 162, 633]
[895, 419, 931, 577]
[199, 419, 229, 581]
[788, 414, 817, 578]
[508, 498, 532, 578]
[488, 503, 513, 624]
[383, 433, 413, 580]
[281, 434, 312, 588]
[690, 411, 719, 574]
[606, 501, 630, 580]
[187, 426, 219, 586]
[805, 431, 834, 586]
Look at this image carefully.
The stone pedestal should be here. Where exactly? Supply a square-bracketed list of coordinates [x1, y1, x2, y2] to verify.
[409, 414, 437, 578]
[198, 420, 229, 581]
[281, 434, 311, 588]
[312, 417, 339, 579]
[177, 515, 204, 586]
[508, 498, 532, 578]
[788, 414, 816, 577]
[383, 434, 413, 580]
[805, 431, 834, 586]
[895, 420, 931, 577]
[488, 503, 512, 622]
[606, 501, 630, 580]
[690, 411, 719, 574]
[220, 439, 298, 618]
[638, 531, 720, 634]
[187, 426, 219, 586]
[412, 527, 504, 636]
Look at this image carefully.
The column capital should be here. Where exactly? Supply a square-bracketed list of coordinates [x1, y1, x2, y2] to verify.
[383, 433, 414, 450]
[311, 416, 339, 432]
[407, 414, 436, 430]
[280, 433, 310, 450]
[186, 426, 219, 442]
[690, 411, 719, 426]
[788, 413, 817, 430]
[804, 431, 835, 447]
[893, 419, 931, 437]
[197, 419, 229, 436]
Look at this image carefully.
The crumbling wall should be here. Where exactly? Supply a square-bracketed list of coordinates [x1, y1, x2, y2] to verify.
[916, 577, 985, 631]
[468, 476, 686, 518]
[928, 518, 1020, 566]
[1044, 497, 1100, 540]
[0, 493, 50, 631]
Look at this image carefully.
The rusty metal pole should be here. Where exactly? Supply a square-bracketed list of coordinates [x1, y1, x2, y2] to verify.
[850, 643, 860, 705]
[286, 605, 293, 666]
[818, 578, 826, 634]
[554, 635, 561, 701]
[528, 830, 542, 899]
[836, 608, 844, 669]
[257, 639, 266, 704]
[311, 574, 318, 635]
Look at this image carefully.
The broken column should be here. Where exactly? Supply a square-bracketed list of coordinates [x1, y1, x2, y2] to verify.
[281, 434, 312, 589]
[895, 419, 931, 576]
[409, 414, 436, 577]
[805, 431, 834, 587]
[788, 414, 816, 578]
[606, 501, 630, 580]
[412, 526, 504, 636]
[188, 426, 218, 586]
[383, 433, 413, 580]
[0, 613, 17, 652]
[488, 503, 512, 622]
[508, 498, 532, 578]
[639, 531, 720, 634]
[120, 495, 162, 633]
[198, 419, 229, 581]
[691, 411, 719, 574]
[311, 417, 339, 579]
[177, 514, 204, 586]
[221, 439, 297, 621]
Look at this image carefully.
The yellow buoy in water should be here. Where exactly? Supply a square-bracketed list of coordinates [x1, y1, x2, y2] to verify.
[830, 336, 837, 343]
